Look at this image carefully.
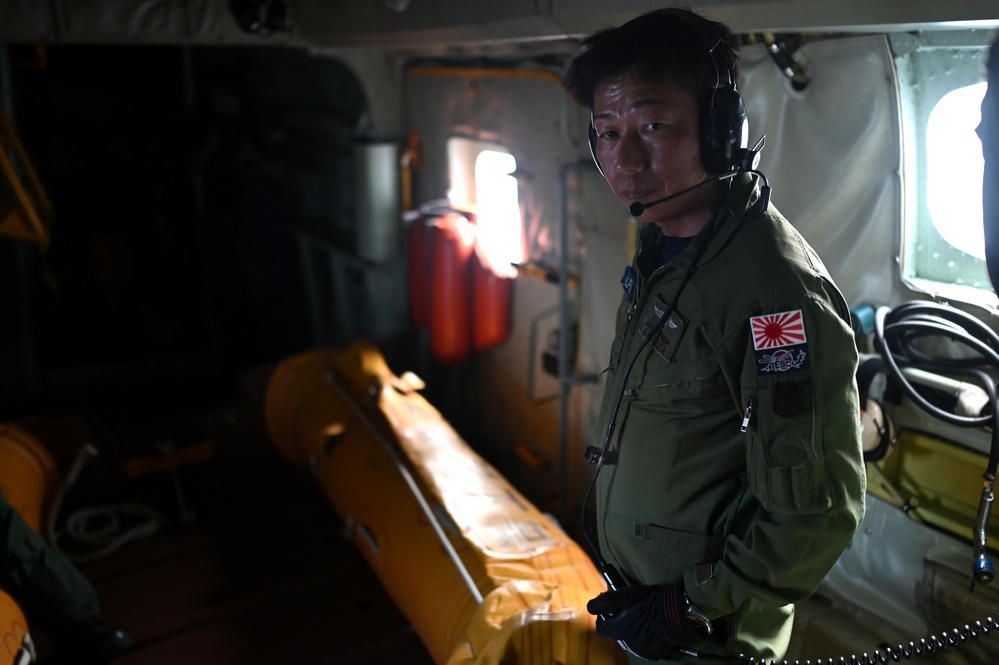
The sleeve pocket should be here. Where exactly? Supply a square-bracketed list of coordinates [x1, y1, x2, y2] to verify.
[745, 379, 831, 514]
[755, 376, 816, 467]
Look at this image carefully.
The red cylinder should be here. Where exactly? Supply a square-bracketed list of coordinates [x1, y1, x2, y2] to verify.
[429, 213, 475, 364]
[406, 215, 432, 330]
[471, 249, 512, 352]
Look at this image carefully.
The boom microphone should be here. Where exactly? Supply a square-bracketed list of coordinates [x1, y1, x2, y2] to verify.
[629, 171, 739, 217]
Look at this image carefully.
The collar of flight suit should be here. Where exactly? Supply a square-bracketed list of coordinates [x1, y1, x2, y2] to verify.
[634, 171, 766, 281]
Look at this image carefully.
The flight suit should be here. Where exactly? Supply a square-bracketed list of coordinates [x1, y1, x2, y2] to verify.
[592, 172, 867, 662]
[0, 492, 101, 638]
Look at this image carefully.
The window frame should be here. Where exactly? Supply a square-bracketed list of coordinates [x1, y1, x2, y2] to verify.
[894, 30, 998, 306]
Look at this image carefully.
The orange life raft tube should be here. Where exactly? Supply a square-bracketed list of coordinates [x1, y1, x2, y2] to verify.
[264, 340, 624, 665]
[0, 423, 57, 665]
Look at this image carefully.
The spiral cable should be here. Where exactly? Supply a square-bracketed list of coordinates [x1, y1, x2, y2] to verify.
[736, 614, 999, 664]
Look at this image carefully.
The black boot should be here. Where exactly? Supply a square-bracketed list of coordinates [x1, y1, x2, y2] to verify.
[53, 617, 133, 665]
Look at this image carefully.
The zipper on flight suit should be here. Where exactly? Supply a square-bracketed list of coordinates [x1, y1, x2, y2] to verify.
[740, 396, 754, 433]
[628, 259, 674, 322]
[626, 278, 640, 321]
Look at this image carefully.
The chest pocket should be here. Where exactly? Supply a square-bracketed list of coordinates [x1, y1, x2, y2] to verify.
[627, 355, 728, 418]
[625, 296, 727, 405]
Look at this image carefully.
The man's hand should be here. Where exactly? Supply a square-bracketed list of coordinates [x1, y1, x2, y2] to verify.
[586, 582, 706, 661]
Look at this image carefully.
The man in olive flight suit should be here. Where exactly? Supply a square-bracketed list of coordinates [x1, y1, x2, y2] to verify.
[564, 8, 867, 663]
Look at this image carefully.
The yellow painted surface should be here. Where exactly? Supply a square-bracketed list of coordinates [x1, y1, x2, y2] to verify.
[265, 341, 625, 665]
[867, 429, 999, 547]
[0, 423, 59, 532]
[0, 591, 30, 665]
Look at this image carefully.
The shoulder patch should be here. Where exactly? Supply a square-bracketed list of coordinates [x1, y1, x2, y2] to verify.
[750, 309, 810, 374]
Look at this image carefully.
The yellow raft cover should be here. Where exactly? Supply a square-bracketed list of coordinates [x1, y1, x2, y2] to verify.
[265, 340, 625, 665]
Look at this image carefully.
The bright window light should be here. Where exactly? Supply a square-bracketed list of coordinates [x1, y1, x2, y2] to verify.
[896, 40, 994, 303]
[927, 82, 987, 260]
[474, 150, 522, 276]
[446, 137, 523, 277]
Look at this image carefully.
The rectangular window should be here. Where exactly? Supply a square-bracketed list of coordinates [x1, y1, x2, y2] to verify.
[895, 31, 996, 305]
[446, 136, 523, 275]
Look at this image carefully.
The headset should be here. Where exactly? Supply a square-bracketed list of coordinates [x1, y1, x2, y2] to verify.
[587, 8, 750, 176]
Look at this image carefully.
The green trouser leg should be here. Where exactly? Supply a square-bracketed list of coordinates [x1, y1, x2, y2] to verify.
[0, 492, 99, 638]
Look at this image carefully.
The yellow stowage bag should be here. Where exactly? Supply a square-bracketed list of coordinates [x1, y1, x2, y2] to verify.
[264, 340, 625, 665]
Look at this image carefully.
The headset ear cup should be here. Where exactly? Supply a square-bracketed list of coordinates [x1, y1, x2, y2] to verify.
[588, 122, 604, 176]
[700, 87, 748, 173]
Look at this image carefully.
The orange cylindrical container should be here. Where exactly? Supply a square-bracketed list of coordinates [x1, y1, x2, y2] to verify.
[263, 349, 340, 467]
[0, 423, 54, 665]
[429, 214, 474, 364]
[0, 423, 60, 532]
[263, 341, 625, 665]
[263, 346, 484, 665]
[0, 589, 33, 665]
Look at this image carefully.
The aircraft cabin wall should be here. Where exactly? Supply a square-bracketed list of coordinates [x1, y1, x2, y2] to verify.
[380, 25, 999, 522]
[1, 6, 998, 519]
[3, 2, 999, 662]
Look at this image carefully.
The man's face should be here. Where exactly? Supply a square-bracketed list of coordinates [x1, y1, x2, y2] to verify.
[591, 72, 717, 236]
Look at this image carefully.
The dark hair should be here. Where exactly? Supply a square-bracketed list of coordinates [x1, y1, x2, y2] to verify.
[563, 7, 740, 109]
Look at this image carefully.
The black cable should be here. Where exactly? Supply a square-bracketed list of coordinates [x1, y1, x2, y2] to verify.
[723, 169, 771, 218]
[579, 244, 695, 567]
[662, 614, 999, 664]
[580, 169, 770, 569]
[579, 189, 724, 568]
[874, 301, 999, 472]
[874, 300, 999, 593]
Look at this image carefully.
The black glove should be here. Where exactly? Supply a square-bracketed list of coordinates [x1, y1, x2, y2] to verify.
[586, 582, 706, 661]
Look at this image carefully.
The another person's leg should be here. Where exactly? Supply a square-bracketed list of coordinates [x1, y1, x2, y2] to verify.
[0, 492, 132, 663]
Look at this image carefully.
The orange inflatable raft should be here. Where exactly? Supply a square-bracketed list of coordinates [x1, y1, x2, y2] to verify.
[0, 423, 57, 665]
[265, 340, 624, 665]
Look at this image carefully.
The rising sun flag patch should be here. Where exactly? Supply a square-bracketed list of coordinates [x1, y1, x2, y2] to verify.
[751, 310, 806, 350]
[750, 310, 810, 373]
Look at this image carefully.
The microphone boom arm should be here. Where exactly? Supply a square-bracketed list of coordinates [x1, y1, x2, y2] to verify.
[630, 171, 739, 217]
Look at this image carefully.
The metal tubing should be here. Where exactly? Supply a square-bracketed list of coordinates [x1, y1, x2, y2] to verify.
[557, 161, 596, 520]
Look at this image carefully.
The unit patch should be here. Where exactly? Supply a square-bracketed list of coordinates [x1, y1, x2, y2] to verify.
[750, 309, 810, 374]
[639, 295, 687, 362]
[621, 266, 636, 299]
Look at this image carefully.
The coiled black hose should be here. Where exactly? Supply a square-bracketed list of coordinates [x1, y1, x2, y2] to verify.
[874, 300, 999, 588]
